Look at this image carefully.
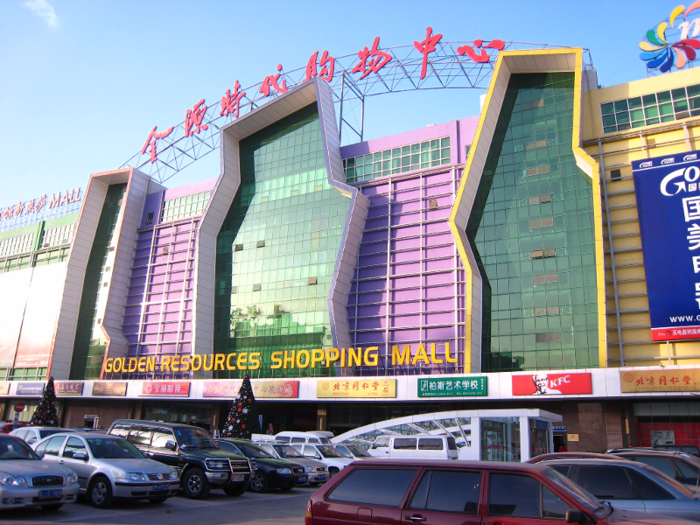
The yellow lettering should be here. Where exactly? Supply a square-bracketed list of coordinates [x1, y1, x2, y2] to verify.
[214, 354, 226, 371]
[445, 342, 458, 363]
[325, 348, 339, 367]
[180, 356, 191, 372]
[364, 346, 378, 366]
[430, 343, 444, 364]
[146, 356, 155, 372]
[171, 355, 181, 371]
[348, 347, 362, 367]
[237, 352, 248, 370]
[161, 356, 171, 371]
[112, 358, 122, 373]
[340, 348, 346, 367]
[137, 357, 146, 372]
[248, 352, 261, 370]
[283, 350, 295, 369]
[127, 357, 137, 372]
[104, 358, 113, 373]
[203, 354, 214, 371]
[226, 353, 237, 370]
[297, 350, 310, 368]
[270, 351, 283, 369]
[191, 355, 202, 371]
[412, 345, 430, 365]
[310, 349, 325, 368]
[392, 345, 411, 365]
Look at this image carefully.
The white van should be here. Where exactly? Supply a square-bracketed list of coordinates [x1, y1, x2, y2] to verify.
[275, 431, 332, 445]
[290, 443, 352, 477]
[369, 434, 459, 460]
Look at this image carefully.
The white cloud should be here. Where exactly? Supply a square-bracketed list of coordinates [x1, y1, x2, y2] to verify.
[24, 0, 59, 28]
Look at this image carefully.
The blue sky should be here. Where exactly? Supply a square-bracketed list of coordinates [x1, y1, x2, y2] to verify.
[0, 0, 680, 205]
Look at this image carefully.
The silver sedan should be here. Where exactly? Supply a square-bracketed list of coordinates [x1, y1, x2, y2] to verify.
[33, 432, 179, 508]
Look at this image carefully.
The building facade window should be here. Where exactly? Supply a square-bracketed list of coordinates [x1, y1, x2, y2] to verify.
[161, 190, 211, 223]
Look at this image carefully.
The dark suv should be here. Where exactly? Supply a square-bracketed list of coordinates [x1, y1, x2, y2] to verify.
[107, 419, 251, 499]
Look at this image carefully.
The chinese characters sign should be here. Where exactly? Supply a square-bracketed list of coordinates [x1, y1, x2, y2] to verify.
[418, 377, 487, 397]
[512, 373, 592, 395]
[92, 381, 128, 397]
[317, 379, 396, 398]
[55, 381, 84, 396]
[141, 381, 190, 396]
[633, 152, 700, 341]
[202, 380, 299, 398]
[621, 370, 700, 392]
[0, 188, 82, 225]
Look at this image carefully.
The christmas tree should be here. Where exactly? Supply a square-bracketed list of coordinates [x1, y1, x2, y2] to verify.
[221, 375, 261, 439]
[30, 377, 58, 427]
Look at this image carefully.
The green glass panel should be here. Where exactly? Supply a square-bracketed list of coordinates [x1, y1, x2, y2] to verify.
[616, 111, 630, 124]
[628, 97, 642, 109]
[643, 94, 657, 106]
[657, 90, 671, 103]
[600, 102, 614, 115]
[659, 103, 673, 115]
[645, 117, 660, 125]
[672, 87, 687, 100]
[644, 106, 659, 118]
[688, 84, 700, 97]
[674, 99, 689, 112]
[690, 96, 700, 110]
[630, 109, 644, 121]
[614, 100, 628, 111]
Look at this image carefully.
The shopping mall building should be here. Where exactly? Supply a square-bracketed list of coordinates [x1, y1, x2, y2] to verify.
[2, 29, 700, 454]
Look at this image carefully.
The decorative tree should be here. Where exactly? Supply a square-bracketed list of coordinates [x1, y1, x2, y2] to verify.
[221, 374, 261, 439]
[30, 377, 58, 427]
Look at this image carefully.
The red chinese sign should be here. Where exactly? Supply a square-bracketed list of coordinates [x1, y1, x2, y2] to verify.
[141, 381, 190, 396]
[220, 81, 246, 118]
[184, 99, 209, 137]
[142, 125, 174, 164]
[351, 36, 392, 80]
[621, 370, 700, 392]
[414, 27, 442, 79]
[304, 50, 334, 83]
[259, 64, 288, 97]
[457, 39, 505, 63]
[512, 373, 592, 396]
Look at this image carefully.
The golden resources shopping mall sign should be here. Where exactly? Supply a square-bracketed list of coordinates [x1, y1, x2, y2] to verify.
[102, 343, 458, 375]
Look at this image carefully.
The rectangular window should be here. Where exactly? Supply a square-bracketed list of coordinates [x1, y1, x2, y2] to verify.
[327, 468, 418, 507]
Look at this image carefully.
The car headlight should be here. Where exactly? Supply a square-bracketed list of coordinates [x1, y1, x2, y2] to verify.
[305, 466, 316, 473]
[0, 472, 26, 487]
[169, 471, 179, 481]
[66, 472, 78, 484]
[206, 460, 229, 470]
[126, 472, 147, 481]
[276, 468, 292, 475]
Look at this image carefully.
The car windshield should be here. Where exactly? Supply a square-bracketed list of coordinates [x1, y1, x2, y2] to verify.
[236, 443, 273, 458]
[273, 445, 303, 458]
[87, 438, 144, 459]
[346, 445, 370, 457]
[543, 468, 608, 517]
[317, 445, 344, 458]
[39, 429, 75, 439]
[175, 428, 217, 449]
[335, 445, 353, 458]
[0, 436, 39, 460]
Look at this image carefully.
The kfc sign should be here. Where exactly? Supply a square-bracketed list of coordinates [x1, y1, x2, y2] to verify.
[512, 372, 592, 396]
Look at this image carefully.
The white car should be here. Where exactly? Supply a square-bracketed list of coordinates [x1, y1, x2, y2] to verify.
[290, 443, 353, 477]
[10, 426, 76, 446]
[33, 432, 179, 508]
[0, 434, 79, 511]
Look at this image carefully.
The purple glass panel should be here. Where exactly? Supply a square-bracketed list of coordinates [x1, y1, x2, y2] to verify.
[424, 258, 453, 272]
[356, 317, 385, 330]
[363, 183, 389, 195]
[392, 289, 420, 302]
[425, 284, 454, 298]
[424, 245, 453, 258]
[425, 172, 452, 184]
[392, 212, 420, 226]
[368, 194, 390, 205]
[359, 242, 386, 256]
[357, 291, 386, 304]
[424, 298, 454, 312]
[365, 217, 389, 230]
[392, 261, 420, 276]
[423, 312, 454, 324]
[392, 301, 420, 314]
[425, 222, 449, 234]
[392, 249, 420, 263]
[358, 280, 385, 292]
[367, 205, 389, 218]
[424, 326, 456, 338]
[392, 237, 420, 251]
[394, 189, 421, 202]
[359, 254, 387, 267]
[425, 208, 451, 221]
[359, 266, 387, 279]
[392, 225, 420, 239]
[395, 178, 421, 190]
[425, 183, 452, 197]
[390, 329, 420, 342]
[392, 275, 420, 288]
[356, 332, 381, 344]
[425, 272, 453, 285]
[362, 230, 388, 243]
[357, 304, 387, 316]
[392, 315, 419, 328]
[425, 232, 453, 246]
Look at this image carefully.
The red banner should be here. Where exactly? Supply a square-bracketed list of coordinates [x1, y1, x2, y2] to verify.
[512, 373, 592, 396]
[141, 381, 190, 396]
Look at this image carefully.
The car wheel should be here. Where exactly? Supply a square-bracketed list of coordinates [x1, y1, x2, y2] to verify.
[149, 497, 168, 504]
[88, 476, 113, 509]
[41, 503, 64, 511]
[223, 480, 249, 497]
[182, 467, 210, 499]
[248, 471, 268, 493]
[329, 467, 340, 478]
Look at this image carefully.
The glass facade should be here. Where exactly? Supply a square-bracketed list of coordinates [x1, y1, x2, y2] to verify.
[70, 184, 126, 379]
[467, 73, 598, 372]
[214, 104, 351, 378]
[161, 190, 211, 222]
[601, 83, 700, 133]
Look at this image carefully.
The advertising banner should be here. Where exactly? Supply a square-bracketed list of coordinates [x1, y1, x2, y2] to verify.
[92, 382, 128, 397]
[141, 381, 190, 396]
[0, 382, 9, 395]
[253, 381, 299, 398]
[620, 369, 700, 392]
[16, 382, 44, 396]
[317, 379, 396, 398]
[202, 381, 240, 398]
[418, 377, 488, 397]
[512, 373, 592, 395]
[55, 381, 83, 396]
[633, 151, 700, 341]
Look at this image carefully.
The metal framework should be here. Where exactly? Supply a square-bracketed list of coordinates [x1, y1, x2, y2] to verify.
[121, 41, 593, 185]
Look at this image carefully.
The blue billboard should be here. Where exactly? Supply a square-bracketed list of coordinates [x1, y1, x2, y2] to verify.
[633, 150, 700, 341]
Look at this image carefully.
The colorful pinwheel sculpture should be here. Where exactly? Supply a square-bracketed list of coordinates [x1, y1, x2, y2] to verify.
[640, 3, 700, 72]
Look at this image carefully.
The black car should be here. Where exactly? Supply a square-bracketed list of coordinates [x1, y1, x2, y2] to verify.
[215, 438, 306, 492]
[107, 419, 252, 499]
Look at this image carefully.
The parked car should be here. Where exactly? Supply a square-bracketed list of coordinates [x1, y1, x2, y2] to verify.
[290, 443, 353, 477]
[653, 444, 700, 457]
[0, 434, 79, 511]
[106, 419, 251, 499]
[544, 458, 700, 522]
[10, 426, 76, 446]
[256, 442, 329, 485]
[611, 449, 700, 487]
[0, 422, 28, 434]
[334, 443, 372, 460]
[275, 431, 332, 445]
[304, 458, 694, 525]
[528, 452, 617, 464]
[216, 438, 306, 492]
[368, 434, 459, 460]
[32, 432, 178, 508]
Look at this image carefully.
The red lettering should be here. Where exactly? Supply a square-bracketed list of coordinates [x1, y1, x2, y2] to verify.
[413, 27, 442, 79]
[351, 36, 392, 80]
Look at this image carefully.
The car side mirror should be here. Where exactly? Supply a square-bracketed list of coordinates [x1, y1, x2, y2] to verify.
[73, 452, 87, 461]
[27, 438, 36, 445]
[565, 510, 586, 524]
[36, 451, 45, 459]
[166, 440, 177, 451]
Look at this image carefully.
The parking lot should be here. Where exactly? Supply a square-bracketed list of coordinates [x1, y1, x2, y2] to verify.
[0, 487, 313, 525]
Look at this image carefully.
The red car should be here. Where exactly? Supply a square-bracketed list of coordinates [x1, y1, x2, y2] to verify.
[527, 452, 615, 464]
[0, 422, 28, 434]
[304, 458, 695, 525]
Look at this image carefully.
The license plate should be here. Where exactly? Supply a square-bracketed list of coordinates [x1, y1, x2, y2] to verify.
[39, 490, 62, 499]
[298, 476, 307, 483]
[152, 483, 170, 492]
[317, 474, 327, 480]
[231, 474, 245, 482]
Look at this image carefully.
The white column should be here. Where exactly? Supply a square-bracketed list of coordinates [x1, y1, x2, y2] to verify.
[519, 416, 531, 462]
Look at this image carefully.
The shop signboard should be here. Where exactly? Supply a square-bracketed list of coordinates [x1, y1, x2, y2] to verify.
[633, 151, 700, 341]
[418, 377, 487, 397]
[253, 381, 299, 398]
[141, 381, 190, 396]
[55, 381, 83, 396]
[512, 372, 592, 395]
[202, 380, 240, 398]
[0, 382, 9, 395]
[16, 382, 44, 396]
[620, 369, 700, 393]
[92, 381, 127, 397]
[317, 379, 396, 398]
